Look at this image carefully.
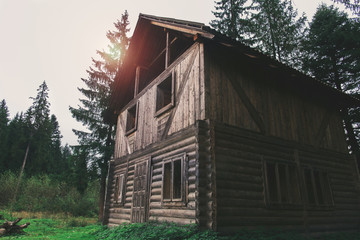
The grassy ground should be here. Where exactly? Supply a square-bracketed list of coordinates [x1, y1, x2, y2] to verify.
[1, 210, 360, 239]
[0, 211, 101, 239]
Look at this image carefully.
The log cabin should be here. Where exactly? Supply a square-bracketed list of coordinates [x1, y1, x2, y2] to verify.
[103, 14, 360, 233]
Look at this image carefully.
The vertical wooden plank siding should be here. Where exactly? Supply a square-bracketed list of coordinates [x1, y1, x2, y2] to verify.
[114, 43, 206, 159]
[206, 47, 348, 153]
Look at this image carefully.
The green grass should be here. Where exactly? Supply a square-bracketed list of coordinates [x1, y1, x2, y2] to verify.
[0, 210, 101, 239]
[1, 210, 360, 240]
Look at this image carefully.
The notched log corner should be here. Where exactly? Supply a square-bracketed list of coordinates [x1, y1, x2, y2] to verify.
[0, 218, 30, 236]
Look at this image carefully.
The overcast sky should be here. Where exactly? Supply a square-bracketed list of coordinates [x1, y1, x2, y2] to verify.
[0, 0, 341, 146]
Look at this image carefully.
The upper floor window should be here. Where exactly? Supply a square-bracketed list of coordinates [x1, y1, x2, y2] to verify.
[264, 161, 302, 206]
[155, 73, 174, 116]
[126, 102, 138, 135]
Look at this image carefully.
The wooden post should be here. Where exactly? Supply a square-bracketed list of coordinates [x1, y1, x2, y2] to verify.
[134, 66, 140, 97]
[165, 31, 170, 69]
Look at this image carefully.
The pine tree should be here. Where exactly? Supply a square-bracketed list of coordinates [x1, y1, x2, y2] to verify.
[210, 0, 251, 41]
[302, 5, 360, 165]
[211, 0, 306, 68]
[25, 81, 53, 174]
[333, 0, 360, 16]
[69, 10, 130, 222]
[6, 113, 29, 172]
[0, 100, 10, 172]
[248, 0, 307, 67]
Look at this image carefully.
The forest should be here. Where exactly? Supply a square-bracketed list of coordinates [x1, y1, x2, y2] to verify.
[0, 0, 360, 238]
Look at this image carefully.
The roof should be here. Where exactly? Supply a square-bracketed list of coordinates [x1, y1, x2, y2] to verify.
[110, 13, 360, 111]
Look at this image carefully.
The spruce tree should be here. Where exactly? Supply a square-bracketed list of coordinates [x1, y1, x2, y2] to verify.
[210, 0, 251, 41]
[70, 10, 130, 222]
[25, 81, 53, 174]
[211, 0, 306, 68]
[6, 113, 28, 172]
[302, 5, 360, 165]
[248, 0, 307, 67]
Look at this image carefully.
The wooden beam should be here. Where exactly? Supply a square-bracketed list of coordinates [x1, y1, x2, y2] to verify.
[223, 69, 267, 134]
[315, 109, 333, 147]
[165, 31, 170, 69]
[134, 66, 140, 97]
[150, 21, 215, 39]
[161, 49, 198, 140]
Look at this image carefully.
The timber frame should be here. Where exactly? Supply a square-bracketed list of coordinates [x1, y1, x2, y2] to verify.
[103, 14, 360, 234]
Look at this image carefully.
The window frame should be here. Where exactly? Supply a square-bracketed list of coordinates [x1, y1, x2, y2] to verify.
[114, 173, 126, 205]
[263, 161, 302, 209]
[161, 153, 187, 206]
[303, 167, 334, 208]
[155, 72, 175, 117]
[125, 101, 139, 136]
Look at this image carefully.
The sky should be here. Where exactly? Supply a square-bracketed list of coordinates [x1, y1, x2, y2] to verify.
[0, 0, 343, 146]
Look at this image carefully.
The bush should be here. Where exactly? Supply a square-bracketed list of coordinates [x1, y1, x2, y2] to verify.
[0, 171, 17, 207]
[0, 171, 99, 217]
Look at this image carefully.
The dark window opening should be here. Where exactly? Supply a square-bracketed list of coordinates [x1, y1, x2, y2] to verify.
[169, 35, 193, 65]
[304, 168, 333, 206]
[163, 162, 171, 200]
[265, 162, 301, 206]
[136, 32, 193, 94]
[162, 154, 185, 203]
[155, 74, 174, 116]
[114, 174, 125, 204]
[126, 103, 138, 134]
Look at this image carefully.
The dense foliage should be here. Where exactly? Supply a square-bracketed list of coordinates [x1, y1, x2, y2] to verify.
[301, 4, 360, 160]
[0, 171, 99, 217]
[211, 0, 306, 68]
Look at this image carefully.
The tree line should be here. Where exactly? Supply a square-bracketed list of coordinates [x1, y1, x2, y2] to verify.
[1, 2, 359, 219]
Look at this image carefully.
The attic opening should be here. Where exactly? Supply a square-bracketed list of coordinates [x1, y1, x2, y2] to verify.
[126, 103, 138, 135]
[135, 30, 193, 94]
[155, 73, 174, 116]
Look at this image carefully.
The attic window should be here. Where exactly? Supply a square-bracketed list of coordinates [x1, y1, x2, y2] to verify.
[264, 162, 301, 206]
[155, 73, 174, 116]
[303, 168, 333, 207]
[126, 102, 138, 135]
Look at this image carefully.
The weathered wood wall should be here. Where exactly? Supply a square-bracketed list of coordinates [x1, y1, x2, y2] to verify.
[107, 125, 199, 226]
[114, 42, 206, 159]
[214, 122, 360, 233]
[205, 45, 348, 153]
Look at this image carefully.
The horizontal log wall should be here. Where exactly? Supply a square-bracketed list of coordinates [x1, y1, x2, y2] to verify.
[214, 122, 360, 233]
[107, 125, 199, 226]
[114, 43, 205, 159]
[206, 45, 348, 153]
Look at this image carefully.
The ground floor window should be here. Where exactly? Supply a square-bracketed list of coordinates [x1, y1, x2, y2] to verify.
[264, 160, 334, 209]
[264, 162, 301, 206]
[114, 174, 125, 204]
[303, 168, 333, 207]
[162, 153, 186, 204]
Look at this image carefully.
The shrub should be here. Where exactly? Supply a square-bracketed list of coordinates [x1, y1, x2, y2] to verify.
[0, 171, 17, 207]
[0, 171, 99, 217]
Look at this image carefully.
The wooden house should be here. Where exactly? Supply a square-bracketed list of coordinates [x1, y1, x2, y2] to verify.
[103, 14, 360, 233]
